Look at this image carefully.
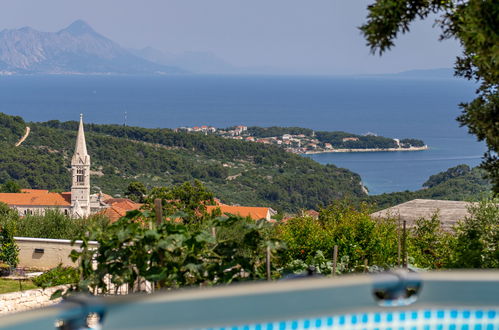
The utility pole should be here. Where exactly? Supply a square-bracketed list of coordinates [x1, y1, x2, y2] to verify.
[402, 220, 407, 269]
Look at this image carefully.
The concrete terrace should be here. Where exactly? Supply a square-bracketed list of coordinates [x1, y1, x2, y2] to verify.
[370, 199, 473, 229]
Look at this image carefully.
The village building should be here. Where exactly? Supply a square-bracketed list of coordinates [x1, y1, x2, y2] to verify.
[0, 115, 108, 218]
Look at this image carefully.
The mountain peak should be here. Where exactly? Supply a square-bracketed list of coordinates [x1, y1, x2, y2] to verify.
[60, 20, 96, 36]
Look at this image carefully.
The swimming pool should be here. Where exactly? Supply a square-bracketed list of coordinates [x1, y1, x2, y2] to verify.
[1, 270, 498, 329]
[207, 309, 499, 330]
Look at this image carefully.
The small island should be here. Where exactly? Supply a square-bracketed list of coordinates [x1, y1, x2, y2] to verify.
[175, 125, 428, 154]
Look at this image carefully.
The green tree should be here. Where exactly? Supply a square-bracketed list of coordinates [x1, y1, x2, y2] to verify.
[450, 198, 499, 268]
[0, 180, 21, 193]
[408, 214, 452, 269]
[360, 0, 499, 194]
[0, 226, 19, 268]
[124, 181, 147, 203]
[145, 180, 216, 224]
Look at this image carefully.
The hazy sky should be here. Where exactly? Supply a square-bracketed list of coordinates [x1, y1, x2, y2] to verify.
[1, 0, 461, 74]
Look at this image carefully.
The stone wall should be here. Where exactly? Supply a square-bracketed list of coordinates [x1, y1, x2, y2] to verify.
[0, 285, 66, 315]
[15, 237, 99, 271]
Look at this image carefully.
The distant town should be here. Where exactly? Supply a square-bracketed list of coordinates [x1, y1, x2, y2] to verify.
[175, 125, 428, 154]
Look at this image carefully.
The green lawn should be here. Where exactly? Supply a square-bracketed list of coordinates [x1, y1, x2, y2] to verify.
[0, 278, 37, 294]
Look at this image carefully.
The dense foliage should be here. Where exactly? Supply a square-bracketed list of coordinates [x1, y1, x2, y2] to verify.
[0, 204, 109, 240]
[68, 193, 279, 295]
[32, 265, 80, 289]
[0, 113, 365, 212]
[246, 126, 314, 138]
[65, 187, 498, 298]
[0, 181, 21, 193]
[315, 131, 398, 149]
[0, 227, 18, 269]
[275, 201, 399, 272]
[360, 0, 499, 194]
[423, 164, 472, 189]
[278, 198, 499, 273]
[450, 199, 499, 268]
[364, 165, 492, 210]
[0, 113, 25, 145]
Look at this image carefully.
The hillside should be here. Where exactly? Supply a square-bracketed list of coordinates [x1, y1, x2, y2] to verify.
[363, 165, 492, 210]
[0, 20, 183, 75]
[0, 113, 366, 212]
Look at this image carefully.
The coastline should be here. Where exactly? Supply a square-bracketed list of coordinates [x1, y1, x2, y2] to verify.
[303, 145, 429, 154]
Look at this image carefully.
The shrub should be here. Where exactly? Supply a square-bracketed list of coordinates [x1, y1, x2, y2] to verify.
[275, 201, 399, 272]
[0, 226, 19, 269]
[32, 265, 80, 289]
[450, 198, 499, 268]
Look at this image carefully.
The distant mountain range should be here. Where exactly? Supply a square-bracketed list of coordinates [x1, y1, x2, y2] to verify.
[129, 47, 237, 74]
[369, 68, 455, 79]
[0, 20, 184, 75]
[0, 20, 456, 77]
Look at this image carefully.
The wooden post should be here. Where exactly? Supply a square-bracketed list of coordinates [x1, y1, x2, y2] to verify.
[266, 246, 271, 281]
[364, 259, 368, 273]
[397, 230, 401, 267]
[402, 220, 407, 269]
[332, 245, 338, 277]
[154, 198, 163, 226]
[211, 227, 216, 238]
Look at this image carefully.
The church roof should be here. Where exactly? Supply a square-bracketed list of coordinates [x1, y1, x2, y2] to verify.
[0, 190, 71, 206]
[72, 114, 90, 165]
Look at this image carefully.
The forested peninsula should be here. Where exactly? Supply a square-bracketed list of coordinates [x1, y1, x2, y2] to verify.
[0, 113, 489, 212]
[177, 125, 427, 154]
[0, 113, 366, 212]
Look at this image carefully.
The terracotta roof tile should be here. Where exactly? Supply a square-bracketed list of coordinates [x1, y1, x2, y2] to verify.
[99, 199, 142, 222]
[206, 205, 270, 220]
[20, 189, 49, 194]
[0, 192, 71, 206]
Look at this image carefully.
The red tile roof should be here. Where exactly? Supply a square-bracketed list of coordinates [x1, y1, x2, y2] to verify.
[20, 189, 49, 194]
[100, 198, 142, 222]
[0, 191, 71, 206]
[206, 204, 271, 220]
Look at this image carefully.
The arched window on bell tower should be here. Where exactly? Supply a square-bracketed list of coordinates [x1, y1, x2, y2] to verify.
[76, 167, 85, 185]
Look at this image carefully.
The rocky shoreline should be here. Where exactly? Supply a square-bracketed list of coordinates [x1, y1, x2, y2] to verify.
[304, 145, 429, 154]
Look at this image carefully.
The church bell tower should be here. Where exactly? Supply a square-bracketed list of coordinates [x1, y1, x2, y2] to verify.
[71, 114, 91, 217]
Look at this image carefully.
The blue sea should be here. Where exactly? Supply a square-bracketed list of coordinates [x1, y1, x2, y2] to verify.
[0, 75, 486, 195]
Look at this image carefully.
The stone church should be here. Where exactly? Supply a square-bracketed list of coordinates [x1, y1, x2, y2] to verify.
[0, 115, 108, 218]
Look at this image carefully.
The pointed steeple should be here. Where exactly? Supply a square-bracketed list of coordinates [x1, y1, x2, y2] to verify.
[71, 114, 91, 217]
[73, 114, 88, 160]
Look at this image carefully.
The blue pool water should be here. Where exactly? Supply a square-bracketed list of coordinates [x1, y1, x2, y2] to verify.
[208, 309, 499, 330]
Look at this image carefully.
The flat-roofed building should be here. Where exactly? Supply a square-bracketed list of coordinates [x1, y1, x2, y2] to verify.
[370, 199, 473, 230]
